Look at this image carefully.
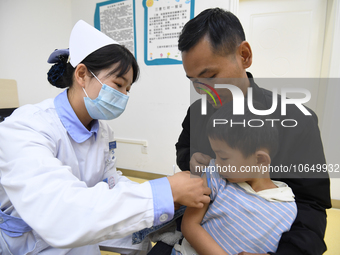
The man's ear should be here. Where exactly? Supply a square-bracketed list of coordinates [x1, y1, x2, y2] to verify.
[74, 64, 88, 88]
[255, 150, 271, 166]
[238, 41, 252, 69]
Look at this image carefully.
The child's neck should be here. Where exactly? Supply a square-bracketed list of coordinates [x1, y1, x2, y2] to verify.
[246, 178, 277, 192]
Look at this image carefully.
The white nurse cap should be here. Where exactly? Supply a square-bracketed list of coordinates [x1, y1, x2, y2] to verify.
[69, 20, 119, 67]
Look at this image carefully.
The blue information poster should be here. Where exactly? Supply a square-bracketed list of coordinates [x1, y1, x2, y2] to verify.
[94, 0, 137, 57]
[143, 0, 195, 65]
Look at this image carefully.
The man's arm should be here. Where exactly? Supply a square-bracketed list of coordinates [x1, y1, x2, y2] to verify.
[176, 106, 192, 171]
[273, 201, 327, 255]
[271, 109, 331, 255]
[175, 103, 213, 173]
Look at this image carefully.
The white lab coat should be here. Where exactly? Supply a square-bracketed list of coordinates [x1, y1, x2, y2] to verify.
[0, 98, 155, 254]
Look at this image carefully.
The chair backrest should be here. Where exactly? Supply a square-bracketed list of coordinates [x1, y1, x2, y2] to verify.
[0, 79, 19, 109]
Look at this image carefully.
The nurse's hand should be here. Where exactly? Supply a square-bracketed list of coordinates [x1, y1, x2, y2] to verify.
[167, 171, 211, 208]
[174, 202, 181, 210]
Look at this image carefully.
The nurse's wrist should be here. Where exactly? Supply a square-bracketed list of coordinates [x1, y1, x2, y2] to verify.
[167, 175, 179, 203]
[149, 177, 174, 225]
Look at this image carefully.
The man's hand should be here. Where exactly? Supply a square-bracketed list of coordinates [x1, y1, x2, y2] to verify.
[190, 152, 212, 174]
[167, 171, 211, 208]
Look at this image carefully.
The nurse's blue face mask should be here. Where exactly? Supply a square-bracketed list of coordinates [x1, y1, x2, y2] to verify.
[82, 71, 129, 120]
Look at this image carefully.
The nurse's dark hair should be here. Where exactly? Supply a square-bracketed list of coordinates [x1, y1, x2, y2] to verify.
[178, 8, 245, 56]
[206, 101, 279, 159]
[47, 44, 139, 88]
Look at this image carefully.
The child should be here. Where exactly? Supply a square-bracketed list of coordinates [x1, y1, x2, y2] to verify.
[172, 101, 297, 255]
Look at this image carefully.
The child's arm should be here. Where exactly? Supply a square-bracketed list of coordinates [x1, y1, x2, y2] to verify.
[181, 177, 229, 255]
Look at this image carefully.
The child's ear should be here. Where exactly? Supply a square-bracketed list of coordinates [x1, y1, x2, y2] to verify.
[255, 150, 271, 166]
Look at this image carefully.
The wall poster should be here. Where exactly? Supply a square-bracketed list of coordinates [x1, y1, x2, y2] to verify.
[143, 0, 195, 65]
[94, 0, 137, 57]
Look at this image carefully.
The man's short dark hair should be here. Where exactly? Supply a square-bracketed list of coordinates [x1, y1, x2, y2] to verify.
[206, 101, 279, 158]
[178, 8, 246, 56]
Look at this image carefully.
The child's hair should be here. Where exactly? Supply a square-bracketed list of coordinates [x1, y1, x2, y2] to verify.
[206, 100, 279, 158]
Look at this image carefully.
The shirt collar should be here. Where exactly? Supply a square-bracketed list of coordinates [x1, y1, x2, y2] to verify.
[246, 71, 273, 110]
[247, 72, 257, 89]
[54, 90, 99, 143]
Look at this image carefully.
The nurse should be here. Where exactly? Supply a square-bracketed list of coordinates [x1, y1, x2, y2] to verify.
[0, 20, 210, 255]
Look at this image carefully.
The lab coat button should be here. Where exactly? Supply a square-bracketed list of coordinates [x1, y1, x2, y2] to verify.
[0, 218, 3, 224]
[159, 214, 168, 222]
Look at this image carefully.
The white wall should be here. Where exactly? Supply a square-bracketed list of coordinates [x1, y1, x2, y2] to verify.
[320, 0, 340, 201]
[0, 0, 72, 105]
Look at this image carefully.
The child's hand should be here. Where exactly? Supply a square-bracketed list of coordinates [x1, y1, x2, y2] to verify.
[190, 152, 212, 174]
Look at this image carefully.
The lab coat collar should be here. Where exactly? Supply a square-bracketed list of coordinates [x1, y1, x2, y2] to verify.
[54, 90, 99, 143]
